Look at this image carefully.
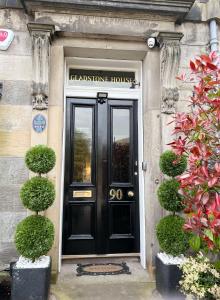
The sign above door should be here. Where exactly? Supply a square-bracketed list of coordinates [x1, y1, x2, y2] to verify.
[69, 68, 135, 88]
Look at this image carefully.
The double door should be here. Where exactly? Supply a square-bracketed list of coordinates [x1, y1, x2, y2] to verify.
[63, 97, 140, 254]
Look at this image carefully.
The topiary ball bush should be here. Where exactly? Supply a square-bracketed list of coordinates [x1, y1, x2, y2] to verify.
[20, 176, 55, 212]
[15, 215, 54, 261]
[25, 145, 56, 174]
[156, 215, 190, 257]
[157, 179, 184, 212]
[159, 150, 187, 177]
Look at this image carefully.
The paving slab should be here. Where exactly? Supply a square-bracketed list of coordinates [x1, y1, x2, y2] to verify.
[50, 257, 161, 300]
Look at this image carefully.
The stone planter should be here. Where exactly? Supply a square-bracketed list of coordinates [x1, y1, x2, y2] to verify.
[155, 255, 184, 299]
[10, 257, 51, 300]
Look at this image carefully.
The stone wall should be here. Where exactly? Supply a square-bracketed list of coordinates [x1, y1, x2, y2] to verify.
[0, 0, 218, 273]
[0, 8, 32, 268]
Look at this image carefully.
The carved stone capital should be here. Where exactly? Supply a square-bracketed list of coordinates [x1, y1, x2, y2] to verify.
[158, 32, 183, 114]
[27, 23, 55, 110]
[157, 32, 184, 44]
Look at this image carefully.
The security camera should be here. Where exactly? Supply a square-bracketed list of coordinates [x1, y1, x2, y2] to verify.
[147, 37, 159, 49]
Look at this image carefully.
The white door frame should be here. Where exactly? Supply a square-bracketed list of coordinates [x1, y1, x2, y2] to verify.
[59, 57, 146, 270]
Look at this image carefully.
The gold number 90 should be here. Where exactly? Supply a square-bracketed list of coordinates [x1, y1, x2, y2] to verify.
[109, 189, 123, 200]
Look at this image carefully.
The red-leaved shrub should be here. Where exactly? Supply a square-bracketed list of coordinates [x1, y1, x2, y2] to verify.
[169, 52, 220, 252]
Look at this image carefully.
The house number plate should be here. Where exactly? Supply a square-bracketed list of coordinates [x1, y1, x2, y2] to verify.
[109, 189, 123, 200]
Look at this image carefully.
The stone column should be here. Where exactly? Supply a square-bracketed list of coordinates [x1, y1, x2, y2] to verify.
[143, 32, 183, 273]
[27, 23, 55, 145]
[143, 49, 163, 274]
[158, 32, 183, 151]
[47, 46, 65, 276]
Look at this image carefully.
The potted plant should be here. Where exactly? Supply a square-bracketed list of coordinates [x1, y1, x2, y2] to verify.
[155, 150, 191, 298]
[10, 145, 56, 300]
[179, 252, 220, 299]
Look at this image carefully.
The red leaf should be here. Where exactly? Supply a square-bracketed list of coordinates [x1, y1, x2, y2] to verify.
[201, 218, 208, 227]
[176, 73, 186, 81]
[208, 177, 218, 188]
[206, 62, 217, 70]
[195, 59, 201, 66]
[184, 207, 192, 214]
[190, 60, 196, 71]
[183, 223, 193, 230]
[209, 51, 218, 60]
[200, 54, 212, 64]
[216, 193, 220, 207]
[201, 166, 208, 177]
[194, 178, 205, 185]
[179, 173, 190, 179]
[195, 190, 203, 202]
[202, 192, 209, 205]
[190, 146, 200, 157]
[215, 163, 220, 173]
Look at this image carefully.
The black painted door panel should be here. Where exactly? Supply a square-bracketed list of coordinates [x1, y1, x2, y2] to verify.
[62, 97, 139, 255]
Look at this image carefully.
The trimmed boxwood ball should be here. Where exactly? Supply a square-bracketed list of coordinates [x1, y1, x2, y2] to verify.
[157, 179, 184, 212]
[159, 150, 187, 177]
[20, 176, 55, 212]
[156, 215, 190, 256]
[15, 215, 54, 261]
[25, 145, 56, 174]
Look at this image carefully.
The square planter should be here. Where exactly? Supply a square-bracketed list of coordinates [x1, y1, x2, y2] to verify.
[155, 255, 184, 299]
[10, 257, 51, 300]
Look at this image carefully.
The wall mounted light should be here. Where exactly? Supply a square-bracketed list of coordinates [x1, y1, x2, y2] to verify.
[97, 92, 108, 104]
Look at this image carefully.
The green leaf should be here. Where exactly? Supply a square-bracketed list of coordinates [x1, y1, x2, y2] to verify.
[204, 229, 214, 241]
[214, 236, 220, 249]
[214, 260, 220, 270]
[189, 235, 201, 252]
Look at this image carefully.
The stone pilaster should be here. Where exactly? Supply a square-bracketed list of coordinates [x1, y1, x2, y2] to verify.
[27, 23, 55, 110]
[158, 32, 183, 114]
[157, 32, 183, 153]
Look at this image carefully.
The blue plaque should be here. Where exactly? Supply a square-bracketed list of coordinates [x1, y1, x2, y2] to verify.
[33, 114, 46, 133]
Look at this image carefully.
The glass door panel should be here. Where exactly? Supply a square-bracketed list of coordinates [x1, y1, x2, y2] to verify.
[72, 107, 93, 183]
[112, 109, 131, 183]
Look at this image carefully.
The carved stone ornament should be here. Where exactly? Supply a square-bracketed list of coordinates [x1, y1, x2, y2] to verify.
[27, 23, 54, 110]
[32, 83, 48, 110]
[162, 87, 179, 114]
[158, 32, 183, 114]
[32, 94, 48, 110]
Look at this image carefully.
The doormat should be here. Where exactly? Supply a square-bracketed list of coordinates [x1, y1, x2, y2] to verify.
[76, 262, 131, 276]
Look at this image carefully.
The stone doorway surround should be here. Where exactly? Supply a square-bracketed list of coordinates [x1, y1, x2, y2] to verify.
[26, 1, 186, 276]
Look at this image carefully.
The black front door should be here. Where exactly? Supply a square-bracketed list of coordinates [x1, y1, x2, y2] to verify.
[63, 97, 140, 255]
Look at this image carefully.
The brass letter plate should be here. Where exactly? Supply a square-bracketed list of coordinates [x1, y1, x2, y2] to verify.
[73, 190, 92, 198]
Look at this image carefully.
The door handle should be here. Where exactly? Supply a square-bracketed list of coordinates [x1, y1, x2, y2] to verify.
[128, 191, 134, 197]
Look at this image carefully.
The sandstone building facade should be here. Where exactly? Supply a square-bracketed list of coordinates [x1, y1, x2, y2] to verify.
[0, 0, 219, 275]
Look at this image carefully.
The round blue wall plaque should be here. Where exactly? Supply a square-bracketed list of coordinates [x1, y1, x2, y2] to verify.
[33, 114, 47, 133]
